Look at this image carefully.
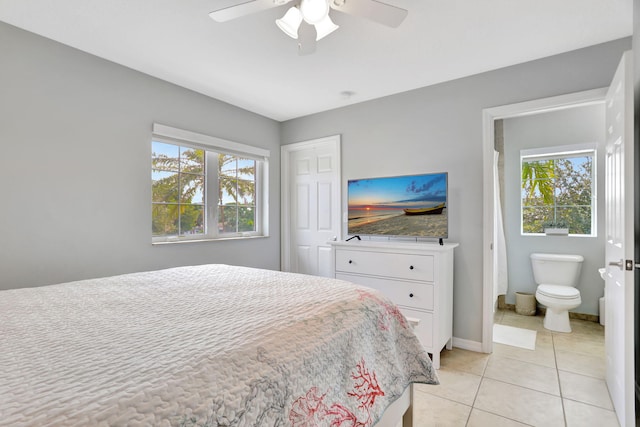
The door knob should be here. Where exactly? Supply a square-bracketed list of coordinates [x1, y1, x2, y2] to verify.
[610, 259, 638, 271]
[609, 259, 624, 269]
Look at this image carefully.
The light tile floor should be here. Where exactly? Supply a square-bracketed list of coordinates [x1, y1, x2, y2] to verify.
[412, 309, 619, 426]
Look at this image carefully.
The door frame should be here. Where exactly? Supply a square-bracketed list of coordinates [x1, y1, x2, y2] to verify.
[481, 88, 607, 353]
[281, 135, 342, 272]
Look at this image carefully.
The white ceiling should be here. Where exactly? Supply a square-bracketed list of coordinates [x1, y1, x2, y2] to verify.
[0, 0, 632, 121]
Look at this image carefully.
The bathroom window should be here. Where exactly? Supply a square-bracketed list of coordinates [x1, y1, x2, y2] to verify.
[521, 144, 596, 236]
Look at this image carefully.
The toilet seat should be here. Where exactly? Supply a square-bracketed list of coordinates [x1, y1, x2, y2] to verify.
[537, 284, 580, 299]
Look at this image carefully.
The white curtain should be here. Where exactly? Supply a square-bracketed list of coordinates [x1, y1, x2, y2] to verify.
[493, 150, 508, 308]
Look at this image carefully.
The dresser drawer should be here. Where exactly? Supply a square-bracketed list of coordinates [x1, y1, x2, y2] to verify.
[335, 249, 434, 282]
[331, 241, 456, 370]
[400, 307, 433, 349]
[336, 273, 434, 311]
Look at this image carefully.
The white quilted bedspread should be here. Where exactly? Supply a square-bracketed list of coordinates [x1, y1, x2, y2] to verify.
[0, 264, 438, 426]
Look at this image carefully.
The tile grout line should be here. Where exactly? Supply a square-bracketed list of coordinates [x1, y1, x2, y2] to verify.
[464, 360, 489, 427]
[498, 311, 568, 424]
[487, 310, 612, 425]
[552, 331, 569, 426]
[466, 375, 538, 427]
[466, 330, 542, 427]
[562, 396, 618, 413]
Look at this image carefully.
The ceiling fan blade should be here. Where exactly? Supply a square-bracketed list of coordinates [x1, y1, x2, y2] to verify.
[330, 0, 408, 28]
[297, 22, 317, 55]
[209, 0, 294, 22]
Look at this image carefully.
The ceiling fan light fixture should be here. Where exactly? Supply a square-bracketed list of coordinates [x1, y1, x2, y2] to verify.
[276, 6, 303, 39]
[314, 14, 339, 40]
[300, 0, 329, 25]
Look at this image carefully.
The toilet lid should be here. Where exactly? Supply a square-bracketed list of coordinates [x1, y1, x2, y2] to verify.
[537, 284, 580, 299]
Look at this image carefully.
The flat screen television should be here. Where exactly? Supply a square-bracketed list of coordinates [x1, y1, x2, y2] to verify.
[347, 172, 448, 239]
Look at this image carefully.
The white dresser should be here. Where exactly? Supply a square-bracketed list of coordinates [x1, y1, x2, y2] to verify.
[331, 240, 457, 369]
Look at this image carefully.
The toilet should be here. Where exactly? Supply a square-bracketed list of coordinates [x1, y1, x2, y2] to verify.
[530, 253, 583, 333]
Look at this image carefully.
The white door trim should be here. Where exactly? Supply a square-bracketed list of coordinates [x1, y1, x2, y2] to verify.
[481, 88, 607, 353]
[281, 135, 342, 272]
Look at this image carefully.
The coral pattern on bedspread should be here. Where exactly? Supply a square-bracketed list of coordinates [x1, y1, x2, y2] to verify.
[0, 264, 438, 426]
[290, 358, 384, 427]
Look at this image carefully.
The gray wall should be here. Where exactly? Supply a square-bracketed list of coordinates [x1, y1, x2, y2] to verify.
[502, 105, 606, 315]
[281, 38, 630, 344]
[0, 22, 281, 290]
[0, 18, 632, 344]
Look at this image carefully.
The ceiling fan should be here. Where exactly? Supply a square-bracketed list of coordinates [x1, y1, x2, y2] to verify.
[209, 0, 408, 55]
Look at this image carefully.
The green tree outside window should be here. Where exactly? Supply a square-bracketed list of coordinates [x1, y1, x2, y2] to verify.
[521, 153, 594, 235]
[152, 141, 257, 238]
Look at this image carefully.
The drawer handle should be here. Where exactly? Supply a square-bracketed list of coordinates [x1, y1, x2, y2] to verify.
[348, 260, 353, 264]
[409, 265, 414, 270]
[409, 293, 414, 298]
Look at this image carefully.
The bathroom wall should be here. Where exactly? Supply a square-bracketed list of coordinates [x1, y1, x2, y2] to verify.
[502, 104, 606, 316]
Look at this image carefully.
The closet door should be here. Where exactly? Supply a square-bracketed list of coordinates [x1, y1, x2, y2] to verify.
[281, 135, 341, 277]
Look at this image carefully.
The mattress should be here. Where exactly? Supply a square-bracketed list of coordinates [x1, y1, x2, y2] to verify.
[0, 264, 438, 426]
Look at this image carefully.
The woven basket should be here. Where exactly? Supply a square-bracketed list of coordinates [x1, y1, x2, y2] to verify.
[515, 292, 536, 316]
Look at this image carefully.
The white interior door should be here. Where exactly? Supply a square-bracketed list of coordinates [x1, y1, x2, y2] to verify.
[604, 50, 634, 427]
[281, 135, 341, 277]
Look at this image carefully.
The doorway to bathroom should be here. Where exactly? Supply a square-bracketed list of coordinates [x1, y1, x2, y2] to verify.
[481, 88, 608, 354]
[482, 51, 635, 425]
[496, 105, 605, 321]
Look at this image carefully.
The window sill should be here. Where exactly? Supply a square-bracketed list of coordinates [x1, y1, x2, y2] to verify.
[521, 233, 597, 238]
[152, 235, 269, 245]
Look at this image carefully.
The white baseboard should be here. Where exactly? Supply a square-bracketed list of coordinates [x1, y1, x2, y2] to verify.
[451, 337, 484, 353]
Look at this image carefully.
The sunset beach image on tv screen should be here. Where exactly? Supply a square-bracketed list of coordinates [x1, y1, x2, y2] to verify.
[347, 172, 448, 238]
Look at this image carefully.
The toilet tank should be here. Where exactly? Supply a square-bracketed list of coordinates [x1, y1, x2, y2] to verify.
[530, 253, 584, 287]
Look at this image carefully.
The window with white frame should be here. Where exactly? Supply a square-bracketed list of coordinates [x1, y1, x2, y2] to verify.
[151, 124, 269, 242]
[520, 144, 596, 236]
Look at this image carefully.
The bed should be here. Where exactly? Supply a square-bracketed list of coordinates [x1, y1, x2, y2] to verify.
[0, 264, 438, 426]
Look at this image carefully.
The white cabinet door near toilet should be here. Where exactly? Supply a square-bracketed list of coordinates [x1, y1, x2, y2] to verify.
[331, 240, 457, 369]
